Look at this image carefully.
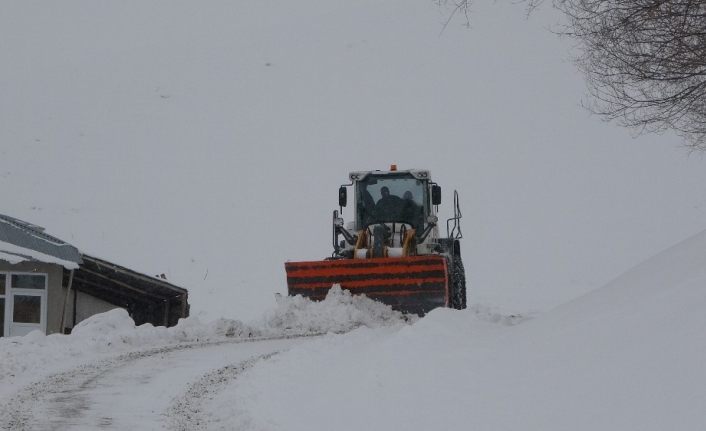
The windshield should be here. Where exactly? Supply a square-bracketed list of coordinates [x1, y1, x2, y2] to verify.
[356, 174, 427, 229]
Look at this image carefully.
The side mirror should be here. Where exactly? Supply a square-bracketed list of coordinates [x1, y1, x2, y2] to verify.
[339, 186, 347, 207]
[431, 185, 441, 205]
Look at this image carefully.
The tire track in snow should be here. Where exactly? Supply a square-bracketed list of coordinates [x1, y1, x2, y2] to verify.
[165, 353, 277, 431]
[0, 334, 317, 431]
[1, 345, 188, 431]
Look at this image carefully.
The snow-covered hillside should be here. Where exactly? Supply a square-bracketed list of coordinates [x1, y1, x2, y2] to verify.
[223, 230, 706, 430]
[2, 231, 705, 429]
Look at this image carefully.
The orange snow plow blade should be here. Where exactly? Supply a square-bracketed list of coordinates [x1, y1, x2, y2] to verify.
[285, 255, 449, 314]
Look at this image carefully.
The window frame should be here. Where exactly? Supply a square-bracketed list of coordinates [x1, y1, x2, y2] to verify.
[0, 271, 48, 337]
[0, 273, 5, 337]
[354, 173, 430, 230]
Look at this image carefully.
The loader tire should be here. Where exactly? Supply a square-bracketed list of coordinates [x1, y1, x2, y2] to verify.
[449, 256, 467, 310]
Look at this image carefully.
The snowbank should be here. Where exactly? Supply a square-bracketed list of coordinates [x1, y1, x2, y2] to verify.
[255, 285, 413, 335]
[0, 286, 407, 398]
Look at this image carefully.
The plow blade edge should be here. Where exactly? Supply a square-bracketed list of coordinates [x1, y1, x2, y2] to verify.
[285, 255, 449, 314]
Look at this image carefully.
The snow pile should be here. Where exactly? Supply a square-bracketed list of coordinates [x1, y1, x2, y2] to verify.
[221, 231, 706, 431]
[70, 309, 255, 346]
[0, 285, 407, 398]
[257, 285, 413, 335]
[72, 308, 144, 335]
[68, 286, 407, 344]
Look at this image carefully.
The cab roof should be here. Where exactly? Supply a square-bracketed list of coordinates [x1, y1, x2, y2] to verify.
[349, 169, 431, 182]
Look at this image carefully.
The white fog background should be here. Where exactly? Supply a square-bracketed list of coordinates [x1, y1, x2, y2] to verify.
[2, 0, 705, 320]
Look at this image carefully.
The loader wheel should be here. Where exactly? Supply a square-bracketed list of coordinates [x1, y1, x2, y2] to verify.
[449, 256, 467, 309]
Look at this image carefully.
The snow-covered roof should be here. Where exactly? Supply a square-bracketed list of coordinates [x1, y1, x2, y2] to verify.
[0, 214, 82, 269]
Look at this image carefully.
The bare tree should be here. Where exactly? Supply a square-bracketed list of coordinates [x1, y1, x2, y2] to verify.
[557, 0, 706, 149]
[440, 1, 706, 149]
[435, 0, 472, 33]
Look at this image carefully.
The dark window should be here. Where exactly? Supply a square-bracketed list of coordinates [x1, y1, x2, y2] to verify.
[0, 298, 4, 336]
[0, 274, 5, 295]
[13, 295, 41, 324]
[356, 174, 427, 228]
[11, 274, 46, 290]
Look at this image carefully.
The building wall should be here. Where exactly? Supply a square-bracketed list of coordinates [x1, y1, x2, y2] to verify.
[0, 260, 64, 335]
[73, 291, 119, 325]
[0, 261, 122, 335]
[1, 259, 187, 336]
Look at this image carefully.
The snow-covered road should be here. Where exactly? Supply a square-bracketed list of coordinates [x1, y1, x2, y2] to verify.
[0, 288, 407, 431]
[1, 337, 311, 431]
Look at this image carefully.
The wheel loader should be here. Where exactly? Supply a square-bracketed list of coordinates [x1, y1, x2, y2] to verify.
[285, 166, 466, 315]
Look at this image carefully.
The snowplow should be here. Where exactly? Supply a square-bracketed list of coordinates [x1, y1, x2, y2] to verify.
[285, 166, 466, 315]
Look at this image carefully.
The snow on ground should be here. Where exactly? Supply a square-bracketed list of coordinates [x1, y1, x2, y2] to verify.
[2, 232, 706, 430]
[0, 287, 407, 400]
[214, 230, 706, 431]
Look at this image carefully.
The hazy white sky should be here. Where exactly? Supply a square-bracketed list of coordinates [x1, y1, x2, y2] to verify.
[2, 0, 705, 319]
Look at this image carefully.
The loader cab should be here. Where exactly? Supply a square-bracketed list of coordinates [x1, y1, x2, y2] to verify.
[353, 172, 430, 231]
